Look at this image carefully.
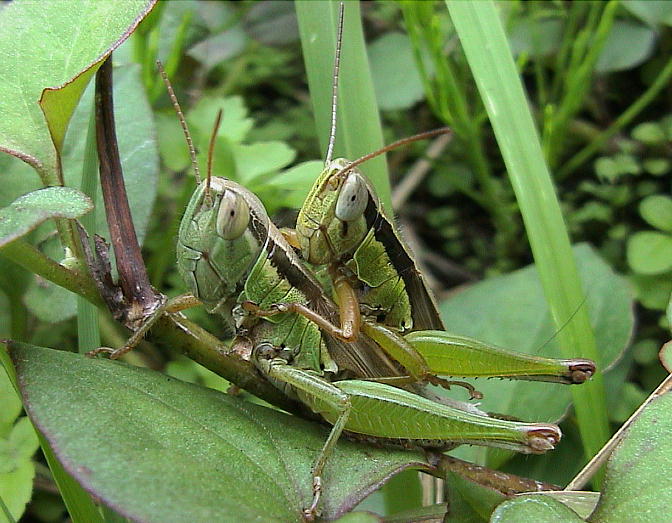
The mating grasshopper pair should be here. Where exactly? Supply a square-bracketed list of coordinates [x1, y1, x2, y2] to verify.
[91, 4, 595, 518]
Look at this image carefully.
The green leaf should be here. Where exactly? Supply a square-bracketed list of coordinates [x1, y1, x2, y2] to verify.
[527, 491, 600, 520]
[0, 459, 34, 523]
[590, 391, 672, 521]
[10, 342, 429, 521]
[0, 0, 156, 183]
[187, 28, 248, 70]
[622, 0, 672, 27]
[630, 273, 672, 310]
[596, 20, 656, 73]
[0, 363, 22, 437]
[439, 244, 630, 425]
[0, 187, 92, 249]
[627, 231, 672, 275]
[491, 494, 584, 522]
[632, 122, 668, 145]
[233, 142, 296, 184]
[189, 96, 253, 145]
[639, 195, 672, 233]
[507, 18, 563, 58]
[369, 33, 426, 111]
[155, 111, 191, 173]
[296, 1, 392, 213]
[262, 160, 324, 209]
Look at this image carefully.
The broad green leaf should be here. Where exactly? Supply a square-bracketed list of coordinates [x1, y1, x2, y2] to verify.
[596, 20, 656, 73]
[189, 96, 253, 144]
[369, 33, 425, 111]
[439, 244, 631, 423]
[0, 0, 156, 183]
[622, 0, 672, 27]
[244, 1, 299, 45]
[630, 273, 672, 311]
[491, 494, 584, 522]
[0, 459, 34, 523]
[0, 418, 39, 472]
[639, 195, 672, 233]
[0, 187, 92, 249]
[627, 231, 672, 275]
[0, 400, 39, 522]
[188, 28, 248, 70]
[10, 342, 429, 522]
[590, 390, 672, 522]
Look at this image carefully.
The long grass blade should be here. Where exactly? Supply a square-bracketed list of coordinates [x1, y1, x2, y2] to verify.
[295, 0, 392, 213]
[445, 0, 609, 476]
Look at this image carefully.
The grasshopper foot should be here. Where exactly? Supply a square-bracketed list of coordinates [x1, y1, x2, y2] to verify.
[427, 376, 483, 400]
[85, 346, 130, 360]
[303, 476, 322, 521]
[241, 300, 287, 317]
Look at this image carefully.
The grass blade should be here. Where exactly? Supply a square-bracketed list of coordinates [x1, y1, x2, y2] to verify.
[295, 0, 392, 212]
[445, 0, 609, 475]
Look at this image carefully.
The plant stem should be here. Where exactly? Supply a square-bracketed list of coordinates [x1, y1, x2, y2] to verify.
[558, 54, 672, 179]
[1, 240, 102, 306]
[77, 100, 101, 353]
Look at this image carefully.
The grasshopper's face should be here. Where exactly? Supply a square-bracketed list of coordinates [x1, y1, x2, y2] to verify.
[296, 158, 372, 265]
[177, 177, 268, 308]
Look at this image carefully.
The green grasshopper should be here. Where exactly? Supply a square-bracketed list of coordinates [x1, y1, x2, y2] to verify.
[176, 167, 563, 520]
[152, 57, 564, 518]
[91, 7, 587, 518]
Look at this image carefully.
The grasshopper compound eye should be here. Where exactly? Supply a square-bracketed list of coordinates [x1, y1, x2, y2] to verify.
[216, 190, 250, 240]
[335, 172, 367, 222]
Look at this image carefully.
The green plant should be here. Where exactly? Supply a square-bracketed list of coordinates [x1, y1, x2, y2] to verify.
[1, 1, 671, 521]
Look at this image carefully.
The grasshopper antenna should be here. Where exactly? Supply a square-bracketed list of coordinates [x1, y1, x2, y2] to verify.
[205, 109, 223, 205]
[157, 60, 201, 184]
[334, 128, 454, 179]
[325, 1, 345, 165]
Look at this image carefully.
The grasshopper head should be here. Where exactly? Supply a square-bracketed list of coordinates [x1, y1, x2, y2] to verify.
[177, 177, 268, 310]
[296, 158, 372, 265]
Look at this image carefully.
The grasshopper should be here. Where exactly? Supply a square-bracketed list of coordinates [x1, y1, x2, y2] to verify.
[175, 165, 562, 520]
[90, 6, 584, 518]
[156, 57, 562, 518]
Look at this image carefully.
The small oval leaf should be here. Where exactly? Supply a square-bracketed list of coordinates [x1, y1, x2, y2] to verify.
[627, 231, 672, 275]
[639, 195, 672, 233]
[0, 187, 92, 248]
